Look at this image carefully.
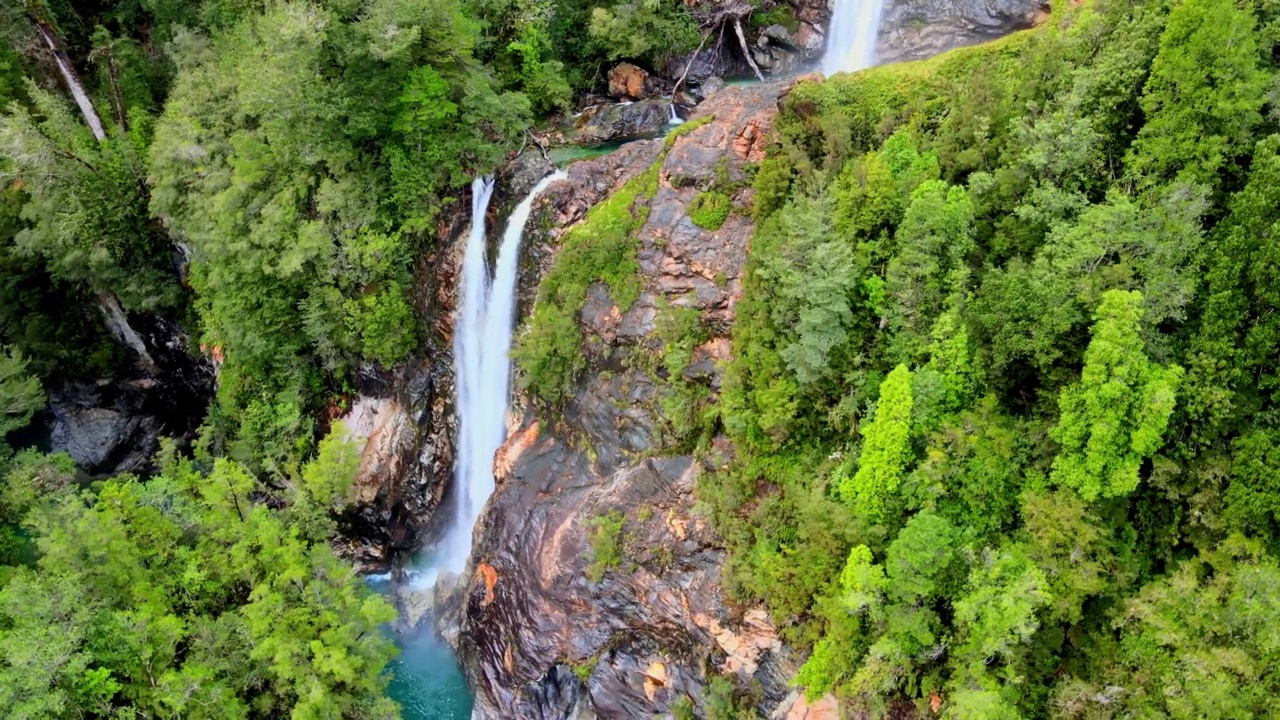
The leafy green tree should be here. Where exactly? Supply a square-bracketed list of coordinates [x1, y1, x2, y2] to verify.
[906, 397, 1023, 541]
[1050, 290, 1183, 501]
[0, 346, 42, 448]
[1183, 135, 1280, 448]
[1126, 0, 1267, 189]
[757, 194, 859, 386]
[1018, 489, 1118, 625]
[1054, 536, 1280, 719]
[884, 180, 974, 361]
[0, 82, 181, 315]
[952, 547, 1050, 678]
[0, 448, 398, 719]
[836, 364, 913, 523]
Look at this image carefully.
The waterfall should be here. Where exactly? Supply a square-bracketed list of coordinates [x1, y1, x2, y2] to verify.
[668, 100, 684, 127]
[822, 0, 885, 76]
[436, 171, 567, 574]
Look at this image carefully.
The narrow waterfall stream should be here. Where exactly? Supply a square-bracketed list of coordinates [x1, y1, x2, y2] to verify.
[822, 0, 885, 75]
[388, 171, 567, 719]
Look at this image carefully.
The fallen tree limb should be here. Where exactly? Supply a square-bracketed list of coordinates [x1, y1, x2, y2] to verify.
[733, 17, 765, 81]
[672, 30, 714, 100]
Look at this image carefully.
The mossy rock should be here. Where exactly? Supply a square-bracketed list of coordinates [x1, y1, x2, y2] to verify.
[689, 191, 731, 231]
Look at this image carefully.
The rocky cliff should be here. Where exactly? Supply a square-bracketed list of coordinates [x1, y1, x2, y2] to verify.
[441, 81, 809, 719]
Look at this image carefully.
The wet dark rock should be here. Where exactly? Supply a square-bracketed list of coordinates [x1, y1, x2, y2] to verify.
[762, 23, 797, 47]
[566, 99, 672, 146]
[877, 0, 1049, 64]
[45, 314, 213, 477]
[661, 48, 748, 87]
[49, 396, 159, 474]
[444, 80, 807, 719]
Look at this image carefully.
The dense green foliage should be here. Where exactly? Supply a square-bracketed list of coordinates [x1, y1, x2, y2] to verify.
[0, 0, 724, 715]
[699, 0, 1280, 716]
[0, 433, 398, 719]
[0, 0, 715, 454]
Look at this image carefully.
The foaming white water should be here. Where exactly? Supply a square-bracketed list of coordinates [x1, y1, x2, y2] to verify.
[822, 0, 885, 75]
[668, 100, 684, 126]
[433, 171, 567, 576]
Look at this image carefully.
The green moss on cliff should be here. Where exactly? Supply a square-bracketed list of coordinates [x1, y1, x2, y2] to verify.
[584, 509, 627, 583]
[689, 190, 731, 230]
[514, 116, 716, 406]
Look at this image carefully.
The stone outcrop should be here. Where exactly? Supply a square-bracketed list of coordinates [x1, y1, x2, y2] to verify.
[45, 314, 212, 477]
[607, 62, 659, 101]
[876, 0, 1049, 64]
[565, 98, 673, 146]
[444, 81, 804, 719]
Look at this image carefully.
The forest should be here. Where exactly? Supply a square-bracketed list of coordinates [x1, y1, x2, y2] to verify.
[0, 0, 703, 716]
[696, 0, 1280, 716]
[1, 0, 1279, 716]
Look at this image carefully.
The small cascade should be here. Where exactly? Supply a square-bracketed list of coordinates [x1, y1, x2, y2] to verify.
[435, 171, 567, 575]
[822, 0, 885, 75]
[668, 99, 684, 126]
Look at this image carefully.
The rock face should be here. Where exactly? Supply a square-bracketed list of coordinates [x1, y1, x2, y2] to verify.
[45, 314, 213, 476]
[333, 191, 495, 569]
[607, 62, 658, 100]
[566, 98, 673, 146]
[876, 0, 1049, 64]
[446, 81, 804, 719]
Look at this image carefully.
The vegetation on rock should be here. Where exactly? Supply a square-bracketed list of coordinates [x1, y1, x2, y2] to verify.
[698, 0, 1280, 716]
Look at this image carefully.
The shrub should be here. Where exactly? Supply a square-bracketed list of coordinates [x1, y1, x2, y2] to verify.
[689, 190, 731, 231]
[585, 510, 627, 582]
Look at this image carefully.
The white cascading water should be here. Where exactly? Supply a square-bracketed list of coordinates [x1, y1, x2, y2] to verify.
[435, 171, 567, 575]
[821, 0, 885, 75]
[668, 100, 684, 126]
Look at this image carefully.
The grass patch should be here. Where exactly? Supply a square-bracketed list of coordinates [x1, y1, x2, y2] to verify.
[572, 655, 599, 683]
[585, 509, 627, 583]
[689, 190, 731, 230]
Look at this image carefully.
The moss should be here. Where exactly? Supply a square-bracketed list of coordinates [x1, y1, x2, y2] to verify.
[512, 166, 654, 404]
[665, 112, 715, 147]
[750, 4, 801, 33]
[689, 190, 732, 231]
[752, 153, 792, 222]
[572, 655, 599, 683]
[514, 114, 716, 407]
[585, 509, 627, 583]
[654, 300, 716, 448]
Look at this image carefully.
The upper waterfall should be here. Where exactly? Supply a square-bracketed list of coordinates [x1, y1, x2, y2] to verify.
[822, 0, 885, 75]
[437, 171, 567, 573]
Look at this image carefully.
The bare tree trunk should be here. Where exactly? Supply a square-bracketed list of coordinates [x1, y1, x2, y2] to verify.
[733, 18, 766, 82]
[33, 20, 106, 142]
[95, 290, 155, 367]
[102, 48, 128, 132]
[672, 31, 714, 101]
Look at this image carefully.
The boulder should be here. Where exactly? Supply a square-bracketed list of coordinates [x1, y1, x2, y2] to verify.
[607, 62, 651, 100]
[761, 23, 797, 47]
[566, 98, 672, 146]
[661, 48, 748, 87]
[694, 76, 726, 99]
[49, 402, 158, 475]
[876, 0, 1049, 64]
[794, 21, 826, 57]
